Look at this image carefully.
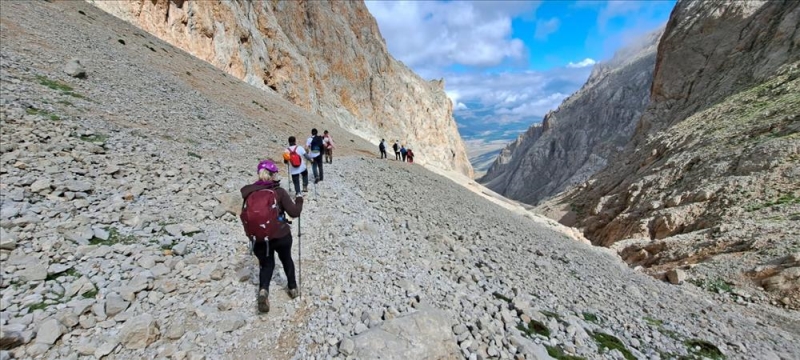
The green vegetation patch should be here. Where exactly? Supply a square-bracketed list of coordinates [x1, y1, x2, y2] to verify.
[689, 278, 733, 294]
[26, 107, 60, 121]
[643, 316, 663, 326]
[582, 312, 599, 323]
[78, 133, 108, 144]
[541, 310, 562, 321]
[492, 291, 512, 303]
[685, 339, 725, 360]
[591, 332, 635, 360]
[188, 151, 202, 159]
[81, 289, 98, 299]
[36, 75, 86, 99]
[746, 193, 800, 212]
[546, 345, 586, 360]
[89, 227, 136, 246]
[517, 319, 550, 338]
[45, 268, 79, 281]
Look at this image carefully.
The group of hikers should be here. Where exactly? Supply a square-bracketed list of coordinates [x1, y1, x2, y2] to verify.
[238, 128, 334, 313]
[379, 139, 414, 163]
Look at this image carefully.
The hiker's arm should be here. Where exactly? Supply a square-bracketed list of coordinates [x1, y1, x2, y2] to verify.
[278, 188, 303, 217]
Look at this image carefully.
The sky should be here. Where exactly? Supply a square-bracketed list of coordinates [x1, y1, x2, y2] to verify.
[365, 0, 676, 168]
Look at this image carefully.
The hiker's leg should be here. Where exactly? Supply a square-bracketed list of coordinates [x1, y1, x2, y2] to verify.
[301, 169, 309, 191]
[253, 240, 276, 292]
[310, 158, 319, 181]
[291, 173, 301, 194]
[317, 155, 324, 181]
[274, 235, 296, 289]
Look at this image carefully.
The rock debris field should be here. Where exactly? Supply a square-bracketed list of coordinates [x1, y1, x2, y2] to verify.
[1, 1, 799, 360]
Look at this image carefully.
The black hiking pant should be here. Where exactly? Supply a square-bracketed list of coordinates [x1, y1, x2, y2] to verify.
[311, 155, 324, 182]
[401, 152, 407, 162]
[291, 170, 309, 194]
[253, 234, 297, 292]
[395, 151, 401, 160]
[380, 149, 387, 159]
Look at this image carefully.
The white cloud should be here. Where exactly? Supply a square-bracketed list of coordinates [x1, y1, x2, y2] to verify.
[365, 1, 536, 72]
[534, 18, 560, 41]
[447, 65, 593, 127]
[566, 58, 597, 68]
[456, 102, 468, 110]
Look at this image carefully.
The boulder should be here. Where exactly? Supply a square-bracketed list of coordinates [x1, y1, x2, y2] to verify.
[34, 318, 64, 345]
[667, 269, 687, 285]
[119, 314, 160, 349]
[64, 58, 87, 78]
[0, 229, 17, 250]
[349, 306, 459, 359]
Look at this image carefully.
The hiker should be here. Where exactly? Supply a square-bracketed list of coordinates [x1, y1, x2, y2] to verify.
[400, 145, 407, 162]
[393, 141, 400, 160]
[379, 139, 387, 159]
[306, 128, 324, 183]
[323, 130, 334, 164]
[407, 148, 414, 163]
[240, 159, 303, 313]
[283, 136, 309, 196]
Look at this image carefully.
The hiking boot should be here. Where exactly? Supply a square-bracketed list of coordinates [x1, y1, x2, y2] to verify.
[288, 288, 299, 299]
[303, 186, 308, 193]
[257, 289, 269, 313]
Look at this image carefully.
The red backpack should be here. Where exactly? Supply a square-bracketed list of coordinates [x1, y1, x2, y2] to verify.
[288, 146, 302, 167]
[240, 189, 284, 242]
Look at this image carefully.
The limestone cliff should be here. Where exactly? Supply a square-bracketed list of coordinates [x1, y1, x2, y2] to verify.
[480, 29, 661, 205]
[545, 0, 800, 306]
[89, 0, 473, 176]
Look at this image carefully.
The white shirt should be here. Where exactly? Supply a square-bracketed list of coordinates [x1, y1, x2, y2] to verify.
[284, 145, 307, 175]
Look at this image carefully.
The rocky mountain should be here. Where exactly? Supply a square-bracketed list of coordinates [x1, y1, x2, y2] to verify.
[480, 28, 662, 205]
[3, 2, 800, 359]
[540, 0, 800, 308]
[88, 0, 473, 177]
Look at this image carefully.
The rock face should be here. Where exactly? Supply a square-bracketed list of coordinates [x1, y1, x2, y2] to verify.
[88, 0, 473, 177]
[541, 0, 800, 305]
[480, 28, 662, 205]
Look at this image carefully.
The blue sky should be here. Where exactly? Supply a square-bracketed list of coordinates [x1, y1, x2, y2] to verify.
[365, 0, 675, 166]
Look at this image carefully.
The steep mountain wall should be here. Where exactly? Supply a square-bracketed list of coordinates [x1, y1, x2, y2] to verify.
[480, 29, 661, 205]
[89, 0, 473, 176]
[547, 0, 799, 306]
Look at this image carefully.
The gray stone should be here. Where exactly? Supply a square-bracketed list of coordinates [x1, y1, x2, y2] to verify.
[218, 314, 246, 333]
[512, 335, 554, 360]
[667, 269, 687, 285]
[164, 224, 183, 237]
[173, 241, 188, 256]
[0, 329, 24, 350]
[19, 261, 48, 282]
[30, 179, 52, 193]
[339, 338, 355, 356]
[105, 293, 129, 317]
[94, 340, 118, 358]
[138, 256, 156, 269]
[64, 58, 87, 78]
[165, 324, 185, 340]
[0, 229, 17, 250]
[65, 180, 93, 193]
[35, 318, 64, 345]
[349, 306, 459, 359]
[93, 227, 110, 241]
[48, 263, 72, 275]
[119, 314, 160, 349]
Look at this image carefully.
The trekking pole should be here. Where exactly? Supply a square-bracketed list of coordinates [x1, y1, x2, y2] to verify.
[298, 215, 302, 298]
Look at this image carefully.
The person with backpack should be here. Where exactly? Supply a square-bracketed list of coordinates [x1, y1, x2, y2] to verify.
[240, 159, 304, 313]
[379, 139, 387, 159]
[406, 148, 414, 163]
[323, 130, 334, 164]
[393, 141, 400, 160]
[283, 136, 309, 197]
[306, 128, 324, 183]
[400, 145, 407, 162]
